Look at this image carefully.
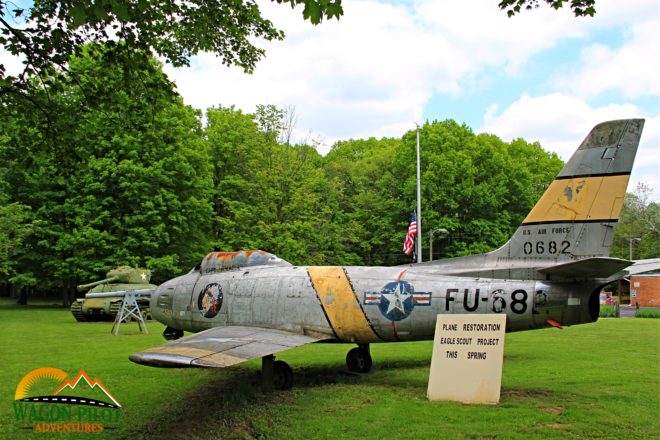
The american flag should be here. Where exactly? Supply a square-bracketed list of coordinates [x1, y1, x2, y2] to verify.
[403, 211, 417, 255]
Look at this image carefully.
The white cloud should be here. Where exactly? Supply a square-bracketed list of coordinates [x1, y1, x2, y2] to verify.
[552, 16, 660, 99]
[479, 93, 660, 200]
[414, 0, 585, 75]
[164, 0, 660, 199]
[166, 0, 632, 146]
[167, 0, 449, 146]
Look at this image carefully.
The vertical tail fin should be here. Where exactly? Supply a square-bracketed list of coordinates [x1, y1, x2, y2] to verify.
[496, 119, 644, 261]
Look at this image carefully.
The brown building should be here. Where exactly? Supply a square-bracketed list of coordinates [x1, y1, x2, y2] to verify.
[630, 274, 660, 307]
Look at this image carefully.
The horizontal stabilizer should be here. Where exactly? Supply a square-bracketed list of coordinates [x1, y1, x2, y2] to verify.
[624, 258, 660, 277]
[129, 326, 321, 368]
[538, 257, 633, 279]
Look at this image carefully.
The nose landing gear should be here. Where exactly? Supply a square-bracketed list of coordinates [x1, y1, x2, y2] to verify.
[346, 344, 372, 373]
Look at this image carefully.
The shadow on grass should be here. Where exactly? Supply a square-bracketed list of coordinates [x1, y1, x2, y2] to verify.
[121, 360, 558, 439]
[0, 301, 67, 311]
[120, 359, 438, 440]
[120, 369, 265, 440]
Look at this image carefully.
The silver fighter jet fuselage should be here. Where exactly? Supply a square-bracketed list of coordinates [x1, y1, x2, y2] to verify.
[131, 119, 659, 387]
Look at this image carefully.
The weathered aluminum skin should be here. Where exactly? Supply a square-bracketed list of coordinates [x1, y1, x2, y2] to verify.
[132, 119, 659, 369]
[150, 263, 599, 344]
[563, 119, 644, 177]
[129, 325, 319, 368]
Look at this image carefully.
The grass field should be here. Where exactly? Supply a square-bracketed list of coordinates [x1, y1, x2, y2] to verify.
[2, 297, 659, 439]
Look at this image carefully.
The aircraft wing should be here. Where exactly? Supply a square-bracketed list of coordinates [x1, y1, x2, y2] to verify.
[129, 326, 322, 368]
[538, 257, 633, 279]
[624, 258, 660, 276]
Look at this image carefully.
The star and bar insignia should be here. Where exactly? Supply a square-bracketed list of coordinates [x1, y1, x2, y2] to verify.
[363, 280, 431, 321]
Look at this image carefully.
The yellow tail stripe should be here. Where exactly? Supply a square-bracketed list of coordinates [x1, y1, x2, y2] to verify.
[308, 267, 380, 343]
[523, 175, 629, 224]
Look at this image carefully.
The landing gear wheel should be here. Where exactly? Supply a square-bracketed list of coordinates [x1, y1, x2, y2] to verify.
[346, 347, 372, 373]
[273, 360, 294, 390]
[163, 326, 184, 341]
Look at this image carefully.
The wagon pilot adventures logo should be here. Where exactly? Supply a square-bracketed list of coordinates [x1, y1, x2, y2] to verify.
[13, 368, 122, 433]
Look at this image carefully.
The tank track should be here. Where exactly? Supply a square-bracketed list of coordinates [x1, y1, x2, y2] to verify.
[109, 300, 122, 317]
[70, 302, 88, 322]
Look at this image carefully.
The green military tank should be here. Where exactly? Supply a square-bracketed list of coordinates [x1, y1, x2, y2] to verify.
[70, 266, 157, 322]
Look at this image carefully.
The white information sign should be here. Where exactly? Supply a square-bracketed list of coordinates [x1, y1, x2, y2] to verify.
[427, 314, 507, 404]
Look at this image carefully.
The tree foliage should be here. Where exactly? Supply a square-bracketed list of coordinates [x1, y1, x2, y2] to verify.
[1, 0, 596, 98]
[0, 202, 34, 282]
[322, 120, 564, 264]
[1, 47, 571, 302]
[498, 0, 596, 17]
[0, 0, 342, 97]
[611, 183, 660, 260]
[0, 44, 213, 304]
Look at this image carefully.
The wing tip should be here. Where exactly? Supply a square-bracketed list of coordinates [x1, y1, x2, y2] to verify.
[129, 352, 195, 368]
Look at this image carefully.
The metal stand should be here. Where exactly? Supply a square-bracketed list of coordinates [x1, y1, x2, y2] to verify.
[111, 290, 148, 335]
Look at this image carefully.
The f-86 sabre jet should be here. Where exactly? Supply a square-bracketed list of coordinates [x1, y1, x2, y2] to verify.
[131, 119, 659, 389]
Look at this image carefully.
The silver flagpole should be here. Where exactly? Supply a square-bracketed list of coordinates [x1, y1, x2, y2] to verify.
[416, 123, 422, 263]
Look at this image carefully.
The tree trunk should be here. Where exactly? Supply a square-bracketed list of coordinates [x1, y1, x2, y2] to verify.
[62, 280, 75, 307]
[17, 286, 28, 305]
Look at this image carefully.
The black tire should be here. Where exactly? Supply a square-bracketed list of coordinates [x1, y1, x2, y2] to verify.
[346, 347, 372, 373]
[273, 360, 294, 390]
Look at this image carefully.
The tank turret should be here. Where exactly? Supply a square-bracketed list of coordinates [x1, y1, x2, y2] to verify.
[70, 266, 156, 322]
[77, 275, 120, 292]
[77, 266, 152, 292]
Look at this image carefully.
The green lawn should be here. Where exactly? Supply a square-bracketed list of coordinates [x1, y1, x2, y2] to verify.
[1, 297, 659, 439]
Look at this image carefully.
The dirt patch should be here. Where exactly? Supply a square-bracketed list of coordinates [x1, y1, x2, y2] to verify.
[542, 407, 564, 415]
[501, 388, 550, 399]
[546, 423, 566, 429]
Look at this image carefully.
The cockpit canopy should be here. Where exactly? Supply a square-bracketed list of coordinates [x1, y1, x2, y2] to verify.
[199, 250, 291, 274]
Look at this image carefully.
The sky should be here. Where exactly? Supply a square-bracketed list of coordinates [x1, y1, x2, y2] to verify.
[162, 0, 660, 201]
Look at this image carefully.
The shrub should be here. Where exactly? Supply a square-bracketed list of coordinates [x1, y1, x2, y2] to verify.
[599, 305, 618, 318]
[635, 308, 660, 318]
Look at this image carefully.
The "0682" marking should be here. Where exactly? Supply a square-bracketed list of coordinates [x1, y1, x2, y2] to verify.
[523, 241, 570, 255]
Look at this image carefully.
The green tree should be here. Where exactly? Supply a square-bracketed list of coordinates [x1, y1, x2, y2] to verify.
[0, 44, 213, 304]
[0, 113, 32, 285]
[393, 121, 562, 258]
[0, 203, 34, 292]
[0, 0, 343, 94]
[323, 120, 563, 264]
[324, 137, 404, 265]
[611, 183, 660, 260]
[1, 0, 598, 96]
[204, 105, 266, 249]
[499, 0, 596, 17]
[204, 104, 342, 265]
